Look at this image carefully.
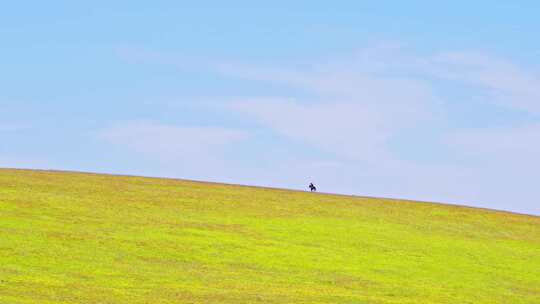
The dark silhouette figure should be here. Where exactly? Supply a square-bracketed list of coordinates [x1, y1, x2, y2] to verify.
[309, 183, 317, 192]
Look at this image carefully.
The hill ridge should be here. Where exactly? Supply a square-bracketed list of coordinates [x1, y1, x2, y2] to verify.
[2, 167, 537, 218]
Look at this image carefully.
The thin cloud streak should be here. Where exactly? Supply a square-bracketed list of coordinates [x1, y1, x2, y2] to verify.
[96, 121, 250, 160]
[427, 51, 540, 115]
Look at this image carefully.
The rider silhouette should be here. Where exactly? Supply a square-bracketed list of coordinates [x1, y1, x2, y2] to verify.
[309, 183, 317, 192]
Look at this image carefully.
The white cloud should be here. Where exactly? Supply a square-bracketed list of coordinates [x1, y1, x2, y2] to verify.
[222, 50, 443, 161]
[230, 99, 393, 161]
[428, 51, 540, 115]
[96, 121, 249, 161]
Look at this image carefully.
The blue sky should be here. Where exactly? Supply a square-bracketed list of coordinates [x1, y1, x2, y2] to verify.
[2, 1, 540, 215]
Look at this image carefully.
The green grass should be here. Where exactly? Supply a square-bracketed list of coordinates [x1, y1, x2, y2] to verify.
[1, 169, 539, 303]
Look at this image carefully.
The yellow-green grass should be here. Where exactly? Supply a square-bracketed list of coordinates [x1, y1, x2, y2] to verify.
[0, 169, 539, 303]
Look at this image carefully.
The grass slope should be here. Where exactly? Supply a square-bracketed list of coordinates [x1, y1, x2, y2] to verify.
[0, 169, 539, 303]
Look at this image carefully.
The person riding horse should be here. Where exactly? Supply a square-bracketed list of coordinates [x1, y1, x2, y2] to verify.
[309, 183, 317, 192]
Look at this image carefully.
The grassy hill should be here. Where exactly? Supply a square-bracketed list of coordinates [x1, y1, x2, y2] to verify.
[0, 169, 539, 303]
